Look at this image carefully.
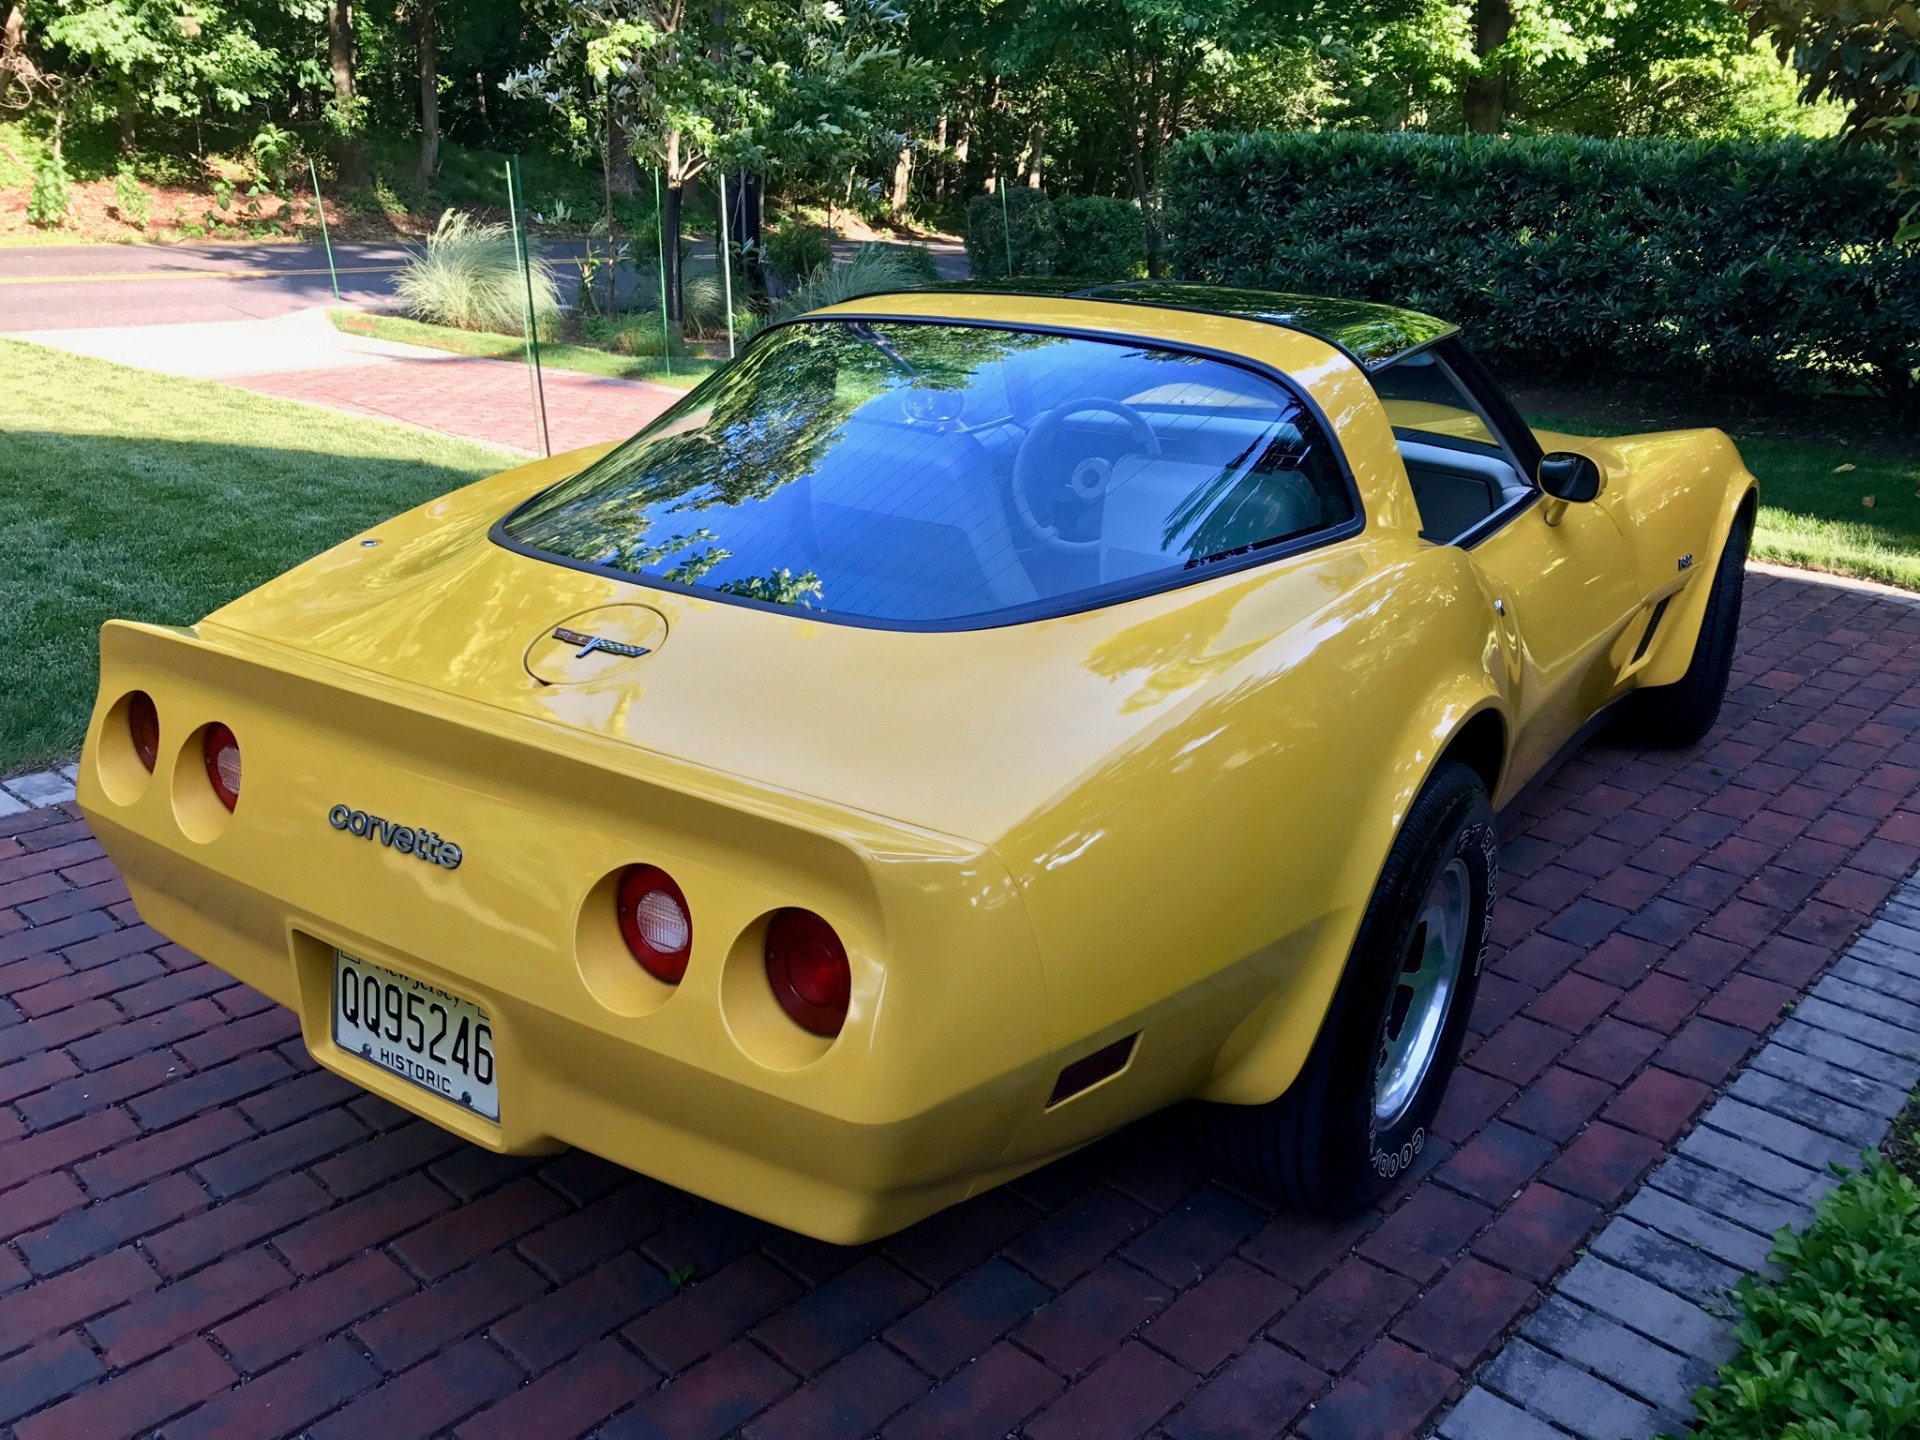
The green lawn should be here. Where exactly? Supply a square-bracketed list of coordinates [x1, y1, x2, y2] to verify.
[330, 311, 720, 391]
[1532, 412, 1920, 591]
[0, 340, 509, 774]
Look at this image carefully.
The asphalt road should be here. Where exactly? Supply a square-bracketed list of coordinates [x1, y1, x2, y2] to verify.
[0, 241, 586, 330]
[0, 237, 967, 331]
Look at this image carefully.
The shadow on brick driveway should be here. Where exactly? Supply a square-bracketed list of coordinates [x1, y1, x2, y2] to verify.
[0, 568, 1915, 1440]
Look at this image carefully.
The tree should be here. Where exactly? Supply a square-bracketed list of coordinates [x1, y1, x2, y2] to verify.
[328, 0, 365, 183]
[1741, 0, 1920, 235]
[411, 0, 438, 182]
[37, 0, 282, 152]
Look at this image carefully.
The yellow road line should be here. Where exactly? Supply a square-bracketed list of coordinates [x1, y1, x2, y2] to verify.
[0, 265, 401, 285]
[0, 257, 589, 286]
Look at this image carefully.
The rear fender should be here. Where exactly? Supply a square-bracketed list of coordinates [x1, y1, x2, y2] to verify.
[1195, 678, 1509, 1107]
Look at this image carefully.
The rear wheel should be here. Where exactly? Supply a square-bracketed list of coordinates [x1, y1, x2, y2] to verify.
[1614, 504, 1752, 748]
[1199, 760, 1496, 1215]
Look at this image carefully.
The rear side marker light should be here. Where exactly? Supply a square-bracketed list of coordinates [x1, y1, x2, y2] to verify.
[127, 692, 159, 772]
[617, 865, 692, 984]
[1047, 1033, 1139, 1107]
[765, 909, 851, 1038]
[203, 724, 242, 811]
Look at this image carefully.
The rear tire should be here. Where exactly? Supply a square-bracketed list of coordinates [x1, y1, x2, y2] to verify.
[1198, 760, 1496, 1216]
[1613, 504, 1752, 748]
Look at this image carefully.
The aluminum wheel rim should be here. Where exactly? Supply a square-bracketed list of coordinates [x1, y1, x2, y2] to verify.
[1373, 857, 1471, 1131]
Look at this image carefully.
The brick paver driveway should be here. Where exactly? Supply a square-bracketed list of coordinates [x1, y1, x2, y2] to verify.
[1, 569, 1915, 1440]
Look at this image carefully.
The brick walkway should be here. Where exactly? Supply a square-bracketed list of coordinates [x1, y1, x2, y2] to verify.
[228, 356, 680, 457]
[0, 568, 1915, 1440]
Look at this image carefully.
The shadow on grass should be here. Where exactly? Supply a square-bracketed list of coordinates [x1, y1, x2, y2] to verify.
[0, 429, 501, 774]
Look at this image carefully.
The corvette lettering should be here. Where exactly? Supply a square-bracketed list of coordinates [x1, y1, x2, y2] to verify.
[328, 805, 463, 869]
[552, 626, 650, 660]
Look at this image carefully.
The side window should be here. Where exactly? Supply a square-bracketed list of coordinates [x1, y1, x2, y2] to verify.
[1372, 351, 1532, 545]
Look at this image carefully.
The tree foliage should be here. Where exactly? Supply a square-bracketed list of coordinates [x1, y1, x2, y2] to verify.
[1739, 0, 1920, 234]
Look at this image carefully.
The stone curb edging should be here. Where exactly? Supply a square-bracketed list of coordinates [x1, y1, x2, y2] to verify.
[1436, 870, 1920, 1440]
[0, 763, 77, 816]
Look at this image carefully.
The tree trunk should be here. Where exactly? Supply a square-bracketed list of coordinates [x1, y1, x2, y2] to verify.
[609, 81, 640, 196]
[413, 0, 439, 185]
[740, 171, 764, 292]
[662, 132, 685, 324]
[1024, 121, 1043, 188]
[932, 114, 948, 202]
[1462, 0, 1514, 133]
[952, 99, 972, 196]
[329, 0, 365, 186]
[890, 145, 912, 216]
[116, 82, 136, 154]
[1130, 120, 1159, 277]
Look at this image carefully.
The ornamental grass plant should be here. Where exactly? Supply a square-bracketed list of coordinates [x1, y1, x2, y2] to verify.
[396, 209, 561, 335]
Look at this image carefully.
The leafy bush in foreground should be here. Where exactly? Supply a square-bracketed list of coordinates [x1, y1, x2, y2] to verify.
[1164, 131, 1920, 413]
[396, 209, 561, 334]
[1673, 1153, 1920, 1440]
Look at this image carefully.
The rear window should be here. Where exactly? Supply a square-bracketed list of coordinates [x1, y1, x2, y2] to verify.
[499, 319, 1356, 627]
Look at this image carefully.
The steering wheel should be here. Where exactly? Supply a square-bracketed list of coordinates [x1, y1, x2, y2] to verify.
[1010, 399, 1163, 554]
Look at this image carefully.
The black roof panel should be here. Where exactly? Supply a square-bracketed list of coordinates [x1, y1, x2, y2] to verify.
[913, 279, 1455, 370]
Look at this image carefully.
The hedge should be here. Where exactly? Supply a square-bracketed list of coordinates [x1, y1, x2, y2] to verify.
[1054, 197, 1147, 279]
[1164, 131, 1920, 412]
[965, 190, 1148, 281]
[965, 188, 1060, 280]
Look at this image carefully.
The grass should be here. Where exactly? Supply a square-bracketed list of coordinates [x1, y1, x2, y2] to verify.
[330, 311, 719, 390]
[1531, 412, 1920, 591]
[0, 339, 510, 774]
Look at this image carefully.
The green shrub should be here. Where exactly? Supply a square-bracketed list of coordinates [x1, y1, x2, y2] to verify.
[765, 222, 833, 283]
[1672, 1153, 1920, 1440]
[113, 163, 150, 230]
[892, 243, 941, 284]
[395, 209, 561, 334]
[1164, 131, 1920, 412]
[27, 147, 70, 229]
[1054, 197, 1146, 280]
[767, 243, 937, 324]
[584, 313, 685, 358]
[965, 188, 1060, 279]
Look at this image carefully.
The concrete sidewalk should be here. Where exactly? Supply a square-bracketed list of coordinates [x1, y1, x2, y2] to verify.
[7, 307, 680, 455]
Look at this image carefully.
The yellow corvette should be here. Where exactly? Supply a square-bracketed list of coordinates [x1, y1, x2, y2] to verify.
[77, 284, 1756, 1242]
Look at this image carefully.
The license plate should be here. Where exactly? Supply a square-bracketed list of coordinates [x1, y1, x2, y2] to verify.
[332, 951, 499, 1121]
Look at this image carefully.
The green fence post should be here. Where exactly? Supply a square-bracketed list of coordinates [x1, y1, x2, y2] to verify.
[506, 157, 552, 458]
[308, 158, 340, 302]
[654, 170, 673, 378]
[718, 171, 736, 360]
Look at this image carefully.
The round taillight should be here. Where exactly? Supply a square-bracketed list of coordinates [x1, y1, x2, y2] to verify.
[616, 865, 692, 983]
[765, 909, 850, 1038]
[202, 724, 241, 811]
[127, 692, 159, 773]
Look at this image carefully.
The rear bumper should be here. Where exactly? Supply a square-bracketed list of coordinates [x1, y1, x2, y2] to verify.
[79, 620, 1062, 1243]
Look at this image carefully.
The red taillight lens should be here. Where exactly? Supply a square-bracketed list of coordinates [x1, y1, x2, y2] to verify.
[127, 692, 159, 773]
[616, 865, 692, 983]
[202, 724, 241, 811]
[765, 909, 850, 1038]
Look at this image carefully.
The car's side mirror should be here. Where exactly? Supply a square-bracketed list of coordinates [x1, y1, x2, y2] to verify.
[1538, 452, 1605, 503]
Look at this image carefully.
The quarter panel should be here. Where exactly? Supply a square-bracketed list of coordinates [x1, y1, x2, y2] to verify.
[997, 540, 1509, 1119]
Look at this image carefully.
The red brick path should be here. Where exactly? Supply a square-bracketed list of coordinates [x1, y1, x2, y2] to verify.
[228, 356, 682, 456]
[0, 571, 1914, 1440]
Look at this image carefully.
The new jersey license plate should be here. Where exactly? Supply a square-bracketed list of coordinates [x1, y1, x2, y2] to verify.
[333, 951, 499, 1121]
